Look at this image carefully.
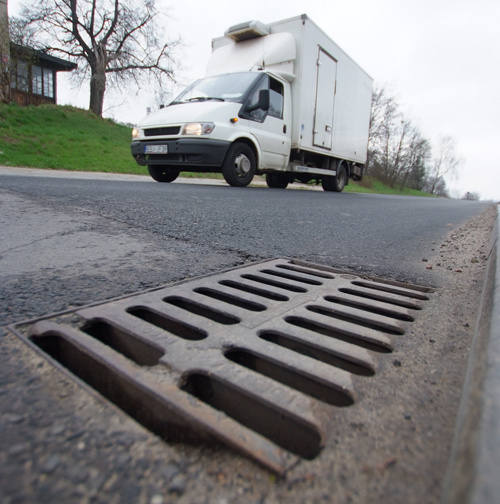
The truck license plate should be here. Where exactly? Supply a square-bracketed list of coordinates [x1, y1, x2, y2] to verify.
[145, 144, 168, 154]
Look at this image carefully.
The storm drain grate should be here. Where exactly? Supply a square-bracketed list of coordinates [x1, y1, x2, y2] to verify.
[18, 258, 432, 474]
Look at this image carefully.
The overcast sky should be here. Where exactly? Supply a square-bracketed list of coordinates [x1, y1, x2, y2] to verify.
[9, 0, 500, 200]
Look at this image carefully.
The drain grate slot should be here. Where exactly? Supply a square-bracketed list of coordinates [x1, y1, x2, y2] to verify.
[225, 347, 353, 407]
[351, 281, 430, 300]
[306, 305, 405, 335]
[258, 330, 374, 376]
[219, 279, 289, 301]
[285, 316, 392, 353]
[324, 295, 414, 322]
[259, 269, 323, 286]
[163, 296, 240, 325]
[339, 287, 422, 310]
[81, 319, 164, 365]
[31, 331, 146, 409]
[241, 274, 307, 293]
[30, 331, 206, 443]
[193, 287, 267, 312]
[181, 371, 322, 459]
[276, 264, 335, 279]
[127, 306, 207, 341]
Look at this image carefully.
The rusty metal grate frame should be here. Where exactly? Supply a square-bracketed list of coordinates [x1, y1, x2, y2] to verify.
[9, 258, 433, 475]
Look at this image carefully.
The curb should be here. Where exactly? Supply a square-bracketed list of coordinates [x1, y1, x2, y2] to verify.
[442, 205, 500, 503]
[0, 165, 324, 191]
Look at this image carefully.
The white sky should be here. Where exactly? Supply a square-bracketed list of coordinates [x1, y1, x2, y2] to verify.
[8, 0, 500, 200]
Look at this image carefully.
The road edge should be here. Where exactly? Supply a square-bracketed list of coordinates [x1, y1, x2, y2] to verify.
[442, 205, 499, 503]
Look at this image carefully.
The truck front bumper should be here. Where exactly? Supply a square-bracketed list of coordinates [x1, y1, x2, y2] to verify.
[131, 139, 231, 168]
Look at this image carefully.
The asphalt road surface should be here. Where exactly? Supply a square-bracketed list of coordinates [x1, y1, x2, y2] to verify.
[0, 171, 496, 503]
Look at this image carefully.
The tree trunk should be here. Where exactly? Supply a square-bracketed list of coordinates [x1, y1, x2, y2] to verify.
[430, 176, 438, 195]
[89, 67, 106, 116]
[0, 0, 10, 104]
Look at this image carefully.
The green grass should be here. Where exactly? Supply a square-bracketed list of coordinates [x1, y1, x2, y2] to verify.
[0, 103, 145, 173]
[344, 176, 434, 196]
[0, 103, 433, 195]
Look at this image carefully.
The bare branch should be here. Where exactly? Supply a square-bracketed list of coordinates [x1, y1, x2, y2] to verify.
[102, 0, 119, 45]
[68, 0, 93, 59]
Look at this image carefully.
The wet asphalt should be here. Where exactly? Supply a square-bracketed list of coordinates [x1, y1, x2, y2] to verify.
[0, 173, 490, 306]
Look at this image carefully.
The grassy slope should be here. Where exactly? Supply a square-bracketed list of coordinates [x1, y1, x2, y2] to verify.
[0, 103, 432, 196]
[0, 103, 143, 173]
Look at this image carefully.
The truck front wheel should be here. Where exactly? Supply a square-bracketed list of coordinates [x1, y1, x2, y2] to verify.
[322, 164, 346, 192]
[222, 142, 256, 187]
[266, 172, 289, 189]
[148, 165, 180, 183]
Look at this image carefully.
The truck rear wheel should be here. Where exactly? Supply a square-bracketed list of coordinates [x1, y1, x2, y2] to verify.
[266, 172, 289, 189]
[148, 165, 180, 183]
[222, 142, 256, 187]
[322, 164, 346, 192]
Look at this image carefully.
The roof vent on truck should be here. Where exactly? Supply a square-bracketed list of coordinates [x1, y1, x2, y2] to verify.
[225, 20, 270, 42]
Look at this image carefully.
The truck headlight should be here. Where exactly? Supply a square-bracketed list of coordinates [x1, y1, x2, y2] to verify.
[181, 122, 215, 136]
[132, 127, 141, 139]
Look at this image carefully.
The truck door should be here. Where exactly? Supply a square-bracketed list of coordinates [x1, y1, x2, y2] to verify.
[313, 48, 337, 150]
[240, 75, 291, 170]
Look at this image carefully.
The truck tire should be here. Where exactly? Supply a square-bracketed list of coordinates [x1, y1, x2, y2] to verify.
[266, 172, 289, 189]
[148, 165, 180, 183]
[222, 142, 256, 187]
[322, 164, 346, 192]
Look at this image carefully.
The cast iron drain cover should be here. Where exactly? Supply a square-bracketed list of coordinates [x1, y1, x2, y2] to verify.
[15, 258, 431, 474]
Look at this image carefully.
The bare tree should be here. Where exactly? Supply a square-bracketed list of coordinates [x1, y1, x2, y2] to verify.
[397, 127, 430, 190]
[367, 85, 462, 197]
[427, 136, 461, 195]
[367, 85, 431, 189]
[462, 191, 480, 201]
[425, 175, 449, 197]
[0, 0, 10, 103]
[17, 0, 176, 116]
[367, 86, 399, 180]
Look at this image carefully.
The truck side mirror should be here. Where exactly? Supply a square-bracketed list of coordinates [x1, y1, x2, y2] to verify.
[258, 89, 270, 111]
[247, 89, 270, 112]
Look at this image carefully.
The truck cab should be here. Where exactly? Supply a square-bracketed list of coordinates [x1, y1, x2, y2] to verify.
[131, 70, 292, 187]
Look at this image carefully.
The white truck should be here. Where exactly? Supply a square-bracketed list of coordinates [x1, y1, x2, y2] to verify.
[131, 14, 373, 191]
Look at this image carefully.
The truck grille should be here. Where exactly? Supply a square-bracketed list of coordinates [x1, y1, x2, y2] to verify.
[144, 126, 180, 137]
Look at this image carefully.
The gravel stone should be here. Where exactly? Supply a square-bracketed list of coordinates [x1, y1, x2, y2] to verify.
[168, 474, 187, 496]
[162, 462, 181, 482]
[150, 495, 164, 504]
[50, 424, 65, 436]
[8, 443, 29, 456]
[41, 455, 61, 474]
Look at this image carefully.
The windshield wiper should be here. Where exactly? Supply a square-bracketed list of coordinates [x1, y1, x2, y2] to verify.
[187, 96, 225, 102]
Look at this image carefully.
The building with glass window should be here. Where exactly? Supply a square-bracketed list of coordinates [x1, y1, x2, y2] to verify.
[9, 43, 76, 106]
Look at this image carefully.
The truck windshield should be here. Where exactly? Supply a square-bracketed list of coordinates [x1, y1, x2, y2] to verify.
[170, 73, 260, 105]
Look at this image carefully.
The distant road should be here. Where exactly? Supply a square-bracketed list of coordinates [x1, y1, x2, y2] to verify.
[0, 169, 489, 285]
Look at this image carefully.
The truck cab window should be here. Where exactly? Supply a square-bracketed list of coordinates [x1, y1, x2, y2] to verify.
[268, 78, 284, 119]
[243, 75, 284, 121]
[244, 76, 269, 122]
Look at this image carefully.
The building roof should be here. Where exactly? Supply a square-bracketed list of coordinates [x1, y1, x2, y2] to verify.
[10, 42, 77, 72]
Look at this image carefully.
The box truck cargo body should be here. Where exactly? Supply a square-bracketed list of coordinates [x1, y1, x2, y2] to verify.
[131, 14, 373, 191]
